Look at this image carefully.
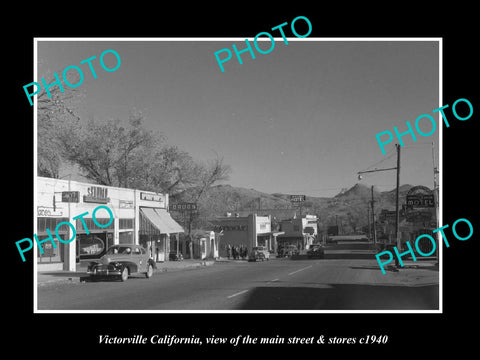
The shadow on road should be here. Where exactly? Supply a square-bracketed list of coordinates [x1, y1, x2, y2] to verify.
[349, 264, 439, 272]
[39, 271, 86, 278]
[234, 283, 439, 310]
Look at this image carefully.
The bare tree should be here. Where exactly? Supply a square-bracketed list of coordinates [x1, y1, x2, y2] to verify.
[56, 114, 161, 187]
[190, 156, 232, 202]
[36, 76, 82, 178]
[55, 113, 231, 199]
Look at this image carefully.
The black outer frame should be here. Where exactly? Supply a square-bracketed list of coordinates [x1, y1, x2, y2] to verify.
[6, 5, 479, 356]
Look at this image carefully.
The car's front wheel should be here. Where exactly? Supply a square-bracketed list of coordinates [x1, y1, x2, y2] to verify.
[120, 267, 129, 282]
[145, 264, 153, 278]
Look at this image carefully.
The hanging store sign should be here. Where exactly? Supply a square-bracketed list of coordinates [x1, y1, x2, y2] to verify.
[170, 203, 197, 211]
[61, 191, 80, 203]
[83, 186, 110, 204]
[140, 192, 164, 202]
[37, 206, 63, 217]
[119, 200, 134, 209]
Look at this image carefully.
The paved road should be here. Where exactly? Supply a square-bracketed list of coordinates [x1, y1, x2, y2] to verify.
[37, 258, 439, 311]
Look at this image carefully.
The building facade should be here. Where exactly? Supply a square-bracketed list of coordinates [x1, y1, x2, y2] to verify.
[211, 213, 283, 257]
[277, 214, 318, 250]
[36, 176, 183, 271]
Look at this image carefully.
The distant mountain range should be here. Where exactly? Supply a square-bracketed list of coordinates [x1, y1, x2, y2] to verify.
[197, 183, 423, 234]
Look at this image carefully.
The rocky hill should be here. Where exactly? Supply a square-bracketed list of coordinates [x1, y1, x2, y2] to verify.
[191, 182, 420, 234]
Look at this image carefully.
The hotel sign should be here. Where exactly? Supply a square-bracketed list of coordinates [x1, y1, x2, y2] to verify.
[83, 186, 110, 204]
[406, 186, 434, 208]
[290, 195, 306, 202]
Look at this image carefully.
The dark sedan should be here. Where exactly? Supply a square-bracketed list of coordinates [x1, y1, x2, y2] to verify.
[306, 244, 325, 259]
[86, 244, 156, 281]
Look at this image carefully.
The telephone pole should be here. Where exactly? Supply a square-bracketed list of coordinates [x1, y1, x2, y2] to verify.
[371, 185, 377, 245]
[367, 206, 371, 242]
[357, 143, 401, 248]
[395, 143, 401, 249]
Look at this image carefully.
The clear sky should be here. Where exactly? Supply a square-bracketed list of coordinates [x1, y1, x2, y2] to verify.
[37, 39, 440, 197]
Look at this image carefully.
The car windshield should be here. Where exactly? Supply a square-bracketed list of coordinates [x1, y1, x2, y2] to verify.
[106, 246, 133, 255]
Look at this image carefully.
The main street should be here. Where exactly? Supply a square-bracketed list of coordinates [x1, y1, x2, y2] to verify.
[37, 257, 439, 311]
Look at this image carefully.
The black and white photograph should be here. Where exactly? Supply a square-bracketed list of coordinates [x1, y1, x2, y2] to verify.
[7, 6, 478, 356]
[33, 38, 441, 312]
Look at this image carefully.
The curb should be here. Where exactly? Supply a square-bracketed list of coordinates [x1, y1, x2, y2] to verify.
[38, 260, 216, 287]
[154, 260, 215, 273]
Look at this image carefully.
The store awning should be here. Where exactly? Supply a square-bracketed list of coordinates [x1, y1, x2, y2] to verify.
[140, 207, 184, 235]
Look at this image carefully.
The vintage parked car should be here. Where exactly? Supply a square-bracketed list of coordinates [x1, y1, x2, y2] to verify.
[306, 244, 325, 259]
[86, 244, 156, 281]
[169, 251, 184, 261]
[248, 246, 270, 262]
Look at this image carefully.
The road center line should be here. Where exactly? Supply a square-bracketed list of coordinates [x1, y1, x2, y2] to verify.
[288, 265, 312, 276]
[227, 290, 249, 299]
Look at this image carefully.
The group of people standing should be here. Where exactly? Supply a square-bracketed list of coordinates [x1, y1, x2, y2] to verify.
[225, 244, 248, 260]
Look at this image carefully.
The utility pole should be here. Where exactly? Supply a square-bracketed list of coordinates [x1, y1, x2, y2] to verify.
[395, 144, 401, 249]
[432, 141, 439, 262]
[357, 143, 401, 251]
[371, 185, 377, 245]
[367, 205, 371, 242]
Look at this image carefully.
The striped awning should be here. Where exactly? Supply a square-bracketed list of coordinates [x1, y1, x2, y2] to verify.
[140, 207, 184, 235]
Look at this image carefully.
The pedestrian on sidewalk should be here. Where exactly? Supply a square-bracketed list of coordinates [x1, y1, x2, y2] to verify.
[241, 245, 247, 260]
[227, 244, 231, 259]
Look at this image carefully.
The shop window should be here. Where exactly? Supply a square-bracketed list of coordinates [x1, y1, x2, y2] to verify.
[37, 234, 65, 264]
[119, 231, 133, 244]
[37, 217, 70, 233]
[36, 218, 70, 264]
[77, 233, 113, 260]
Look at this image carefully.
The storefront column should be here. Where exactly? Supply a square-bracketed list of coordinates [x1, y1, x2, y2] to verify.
[114, 218, 119, 245]
[64, 223, 76, 272]
[165, 234, 170, 260]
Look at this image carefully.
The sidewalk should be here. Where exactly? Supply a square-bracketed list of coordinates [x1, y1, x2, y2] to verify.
[37, 259, 216, 287]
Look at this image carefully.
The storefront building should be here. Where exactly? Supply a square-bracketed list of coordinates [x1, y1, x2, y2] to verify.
[36, 176, 183, 271]
[211, 213, 282, 257]
[277, 214, 318, 251]
[190, 230, 218, 260]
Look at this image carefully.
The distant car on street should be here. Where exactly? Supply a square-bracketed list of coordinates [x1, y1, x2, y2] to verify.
[306, 244, 325, 259]
[86, 244, 156, 282]
[248, 246, 270, 262]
